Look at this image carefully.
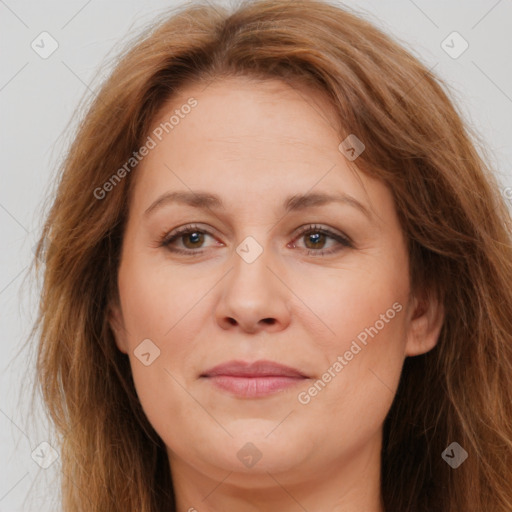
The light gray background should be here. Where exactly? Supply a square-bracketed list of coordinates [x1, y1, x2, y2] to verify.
[1, 0, 511, 510]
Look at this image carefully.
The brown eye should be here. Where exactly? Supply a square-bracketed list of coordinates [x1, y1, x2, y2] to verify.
[160, 224, 218, 256]
[160, 223, 352, 257]
[303, 231, 328, 250]
[291, 224, 353, 256]
[181, 231, 206, 249]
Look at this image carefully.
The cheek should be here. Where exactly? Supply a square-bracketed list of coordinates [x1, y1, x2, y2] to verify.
[292, 260, 409, 430]
[117, 253, 207, 342]
[294, 258, 409, 357]
[116, 254, 210, 420]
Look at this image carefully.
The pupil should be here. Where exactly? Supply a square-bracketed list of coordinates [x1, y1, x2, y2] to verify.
[185, 232, 203, 247]
[307, 232, 324, 248]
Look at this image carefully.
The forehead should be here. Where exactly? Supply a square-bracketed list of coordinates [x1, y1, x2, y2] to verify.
[153, 76, 340, 154]
[129, 76, 386, 218]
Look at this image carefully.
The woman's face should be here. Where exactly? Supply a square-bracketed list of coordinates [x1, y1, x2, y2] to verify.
[110, 77, 442, 500]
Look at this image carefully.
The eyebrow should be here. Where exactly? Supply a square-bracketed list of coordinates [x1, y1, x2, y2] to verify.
[144, 190, 372, 219]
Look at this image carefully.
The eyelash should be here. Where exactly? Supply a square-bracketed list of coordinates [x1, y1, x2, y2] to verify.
[158, 223, 353, 257]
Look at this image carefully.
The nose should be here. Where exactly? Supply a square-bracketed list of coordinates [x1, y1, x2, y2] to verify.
[214, 240, 291, 334]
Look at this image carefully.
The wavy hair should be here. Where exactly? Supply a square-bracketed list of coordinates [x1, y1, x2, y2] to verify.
[31, 0, 512, 510]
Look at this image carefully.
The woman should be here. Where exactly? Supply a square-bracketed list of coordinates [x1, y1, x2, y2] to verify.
[32, 0, 512, 510]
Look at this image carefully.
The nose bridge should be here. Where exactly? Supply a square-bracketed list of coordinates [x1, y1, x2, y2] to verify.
[229, 232, 277, 297]
[215, 230, 291, 332]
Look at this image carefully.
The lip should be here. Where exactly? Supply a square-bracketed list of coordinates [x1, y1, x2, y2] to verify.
[200, 360, 310, 398]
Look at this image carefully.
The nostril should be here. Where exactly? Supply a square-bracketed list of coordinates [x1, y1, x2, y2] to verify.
[262, 318, 275, 325]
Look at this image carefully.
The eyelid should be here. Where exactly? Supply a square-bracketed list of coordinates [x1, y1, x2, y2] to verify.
[159, 222, 353, 256]
[292, 224, 353, 246]
[159, 223, 219, 250]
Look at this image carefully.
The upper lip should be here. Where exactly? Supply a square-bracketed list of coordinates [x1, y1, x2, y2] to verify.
[200, 360, 309, 378]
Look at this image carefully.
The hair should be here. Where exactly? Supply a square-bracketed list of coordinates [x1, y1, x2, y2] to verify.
[29, 0, 512, 510]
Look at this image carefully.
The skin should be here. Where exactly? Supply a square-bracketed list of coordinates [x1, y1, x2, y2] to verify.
[109, 76, 444, 512]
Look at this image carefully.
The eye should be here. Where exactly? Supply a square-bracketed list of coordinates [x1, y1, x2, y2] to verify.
[290, 224, 353, 256]
[159, 224, 219, 256]
[159, 223, 353, 257]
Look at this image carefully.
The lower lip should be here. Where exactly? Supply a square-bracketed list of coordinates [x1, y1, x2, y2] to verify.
[204, 375, 307, 398]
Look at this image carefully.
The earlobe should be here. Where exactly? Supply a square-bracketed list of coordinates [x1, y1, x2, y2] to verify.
[108, 303, 128, 354]
[404, 293, 445, 357]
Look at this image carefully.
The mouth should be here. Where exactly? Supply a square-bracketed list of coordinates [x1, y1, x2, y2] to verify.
[200, 360, 310, 398]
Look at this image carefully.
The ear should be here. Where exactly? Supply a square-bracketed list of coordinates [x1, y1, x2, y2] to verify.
[108, 301, 129, 354]
[404, 291, 444, 357]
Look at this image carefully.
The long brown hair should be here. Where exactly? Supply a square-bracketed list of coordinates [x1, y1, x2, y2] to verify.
[30, 0, 512, 510]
